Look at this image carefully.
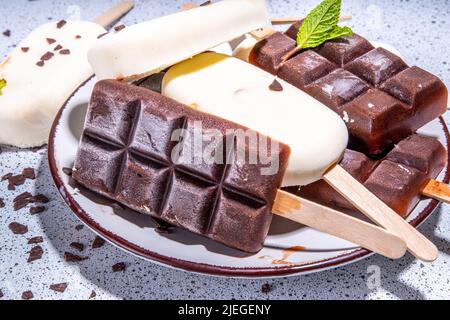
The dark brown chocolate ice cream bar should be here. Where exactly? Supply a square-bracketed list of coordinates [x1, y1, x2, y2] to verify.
[250, 24, 448, 155]
[296, 134, 446, 217]
[72, 80, 290, 253]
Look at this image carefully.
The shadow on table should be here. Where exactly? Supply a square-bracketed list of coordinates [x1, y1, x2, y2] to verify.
[34, 151, 450, 300]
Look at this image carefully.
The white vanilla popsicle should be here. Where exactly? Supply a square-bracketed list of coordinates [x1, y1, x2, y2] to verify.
[88, 0, 270, 81]
[163, 52, 349, 186]
[0, 21, 105, 148]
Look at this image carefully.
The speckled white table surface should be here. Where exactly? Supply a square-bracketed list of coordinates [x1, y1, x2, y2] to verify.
[1, 0, 450, 300]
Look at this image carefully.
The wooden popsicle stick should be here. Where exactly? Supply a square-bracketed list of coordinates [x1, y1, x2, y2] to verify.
[271, 15, 352, 25]
[93, 0, 135, 28]
[324, 164, 438, 262]
[422, 180, 450, 203]
[273, 190, 407, 260]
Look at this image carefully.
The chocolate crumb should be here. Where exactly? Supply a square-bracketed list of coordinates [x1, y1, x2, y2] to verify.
[75, 224, 84, 231]
[29, 206, 46, 215]
[3, 30, 11, 37]
[1, 172, 12, 181]
[97, 32, 108, 39]
[62, 167, 73, 176]
[46, 38, 56, 44]
[64, 252, 88, 262]
[28, 236, 44, 244]
[40, 51, 54, 61]
[200, 0, 212, 6]
[0, 198, 4, 208]
[22, 168, 36, 180]
[89, 290, 97, 299]
[54, 44, 63, 51]
[9, 222, 28, 235]
[261, 283, 272, 294]
[31, 194, 50, 204]
[75, 35, 82, 39]
[27, 246, 43, 263]
[112, 262, 126, 272]
[70, 242, 84, 252]
[114, 24, 126, 32]
[49, 283, 68, 293]
[269, 79, 283, 91]
[22, 291, 33, 300]
[92, 236, 106, 249]
[21, 47, 29, 53]
[56, 20, 67, 29]
[59, 49, 71, 55]
[36, 61, 45, 67]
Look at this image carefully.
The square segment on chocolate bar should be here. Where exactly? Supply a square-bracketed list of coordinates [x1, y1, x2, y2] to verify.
[73, 80, 290, 253]
[250, 28, 448, 155]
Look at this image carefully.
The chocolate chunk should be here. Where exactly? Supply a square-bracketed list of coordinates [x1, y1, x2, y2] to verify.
[9, 222, 28, 234]
[112, 262, 126, 272]
[29, 206, 46, 215]
[22, 291, 33, 300]
[75, 35, 82, 39]
[27, 246, 43, 263]
[92, 236, 105, 249]
[28, 236, 44, 244]
[40, 51, 54, 61]
[8, 183, 15, 190]
[22, 168, 36, 179]
[14, 198, 31, 211]
[261, 283, 272, 294]
[46, 38, 56, 44]
[56, 20, 67, 29]
[36, 61, 45, 67]
[114, 24, 126, 32]
[31, 194, 50, 203]
[3, 30, 10, 37]
[54, 44, 63, 51]
[21, 47, 29, 53]
[49, 283, 68, 293]
[62, 167, 73, 176]
[64, 252, 88, 262]
[70, 242, 84, 252]
[0, 198, 4, 208]
[75, 224, 84, 231]
[14, 192, 32, 203]
[269, 79, 283, 91]
[59, 49, 70, 55]
[89, 290, 97, 299]
[97, 32, 108, 39]
[8, 174, 26, 186]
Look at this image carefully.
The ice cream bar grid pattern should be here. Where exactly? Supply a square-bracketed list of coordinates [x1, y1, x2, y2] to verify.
[73, 80, 289, 253]
[251, 28, 447, 154]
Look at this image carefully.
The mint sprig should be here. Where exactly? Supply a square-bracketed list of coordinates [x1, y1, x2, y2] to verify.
[0, 79, 6, 96]
[281, 0, 353, 64]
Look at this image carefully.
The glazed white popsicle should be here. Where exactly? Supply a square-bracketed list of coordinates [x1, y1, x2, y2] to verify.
[88, 0, 270, 82]
[162, 52, 349, 186]
[0, 21, 105, 148]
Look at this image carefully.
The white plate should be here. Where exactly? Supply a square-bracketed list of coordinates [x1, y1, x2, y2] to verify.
[48, 77, 449, 278]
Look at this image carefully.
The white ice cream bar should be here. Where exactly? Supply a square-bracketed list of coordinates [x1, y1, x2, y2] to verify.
[162, 52, 349, 186]
[0, 21, 105, 148]
[88, 0, 270, 81]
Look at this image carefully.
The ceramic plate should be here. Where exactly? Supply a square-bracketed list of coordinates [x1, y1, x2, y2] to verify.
[48, 77, 449, 278]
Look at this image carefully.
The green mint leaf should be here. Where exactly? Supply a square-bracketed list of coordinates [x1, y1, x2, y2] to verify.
[296, 0, 352, 49]
[0, 78, 6, 96]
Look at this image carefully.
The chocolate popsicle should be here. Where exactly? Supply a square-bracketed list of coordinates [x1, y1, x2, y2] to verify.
[249, 27, 448, 155]
[297, 134, 447, 217]
[72, 79, 290, 253]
